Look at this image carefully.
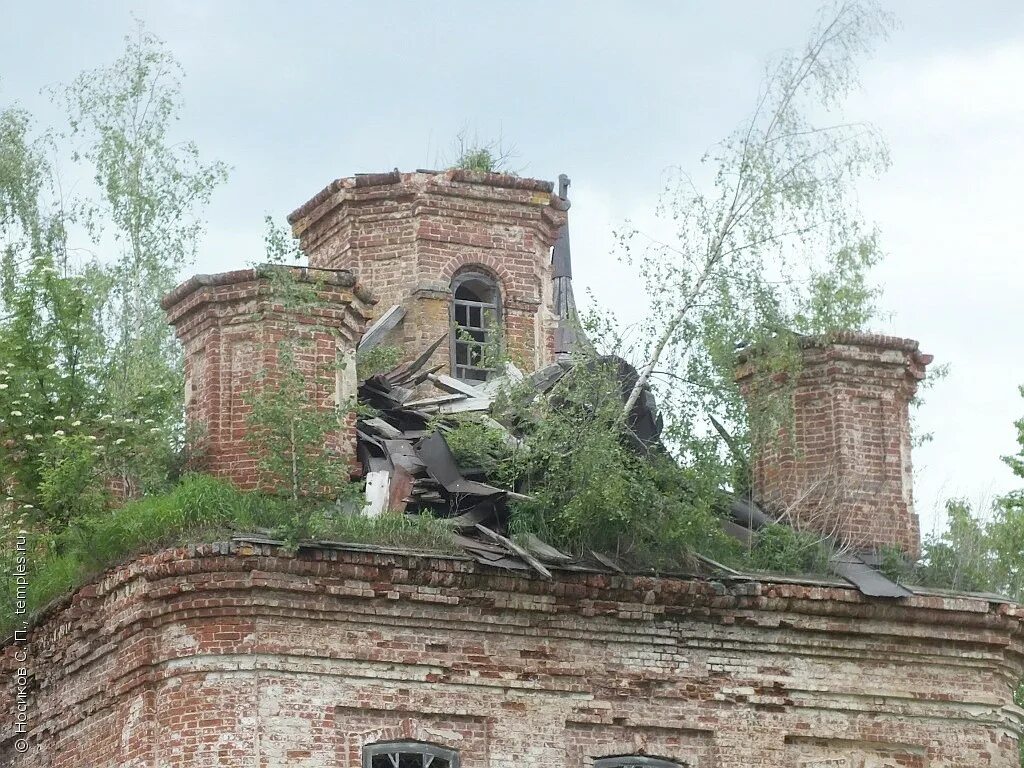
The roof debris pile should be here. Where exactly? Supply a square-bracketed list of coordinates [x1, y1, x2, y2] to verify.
[351, 323, 910, 598]
[356, 333, 588, 577]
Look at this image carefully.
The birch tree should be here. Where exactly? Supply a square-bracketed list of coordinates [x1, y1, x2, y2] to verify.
[0, 25, 226, 524]
[620, 1, 893, 478]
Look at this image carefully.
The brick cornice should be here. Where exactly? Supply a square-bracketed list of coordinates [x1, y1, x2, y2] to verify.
[4, 540, 1023, 765]
[6, 541, 1024, 654]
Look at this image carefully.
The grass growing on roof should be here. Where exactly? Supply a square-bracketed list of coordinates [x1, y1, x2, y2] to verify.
[0, 474, 456, 637]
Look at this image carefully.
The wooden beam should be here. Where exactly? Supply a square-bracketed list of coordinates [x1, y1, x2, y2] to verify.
[403, 393, 466, 409]
[358, 305, 406, 351]
[428, 373, 484, 397]
[434, 397, 492, 414]
[475, 524, 553, 579]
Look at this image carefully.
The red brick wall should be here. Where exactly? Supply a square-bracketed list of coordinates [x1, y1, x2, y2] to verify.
[162, 269, 373, 489]
[288, 170, 567, 375]
[737, 333, 932, 558]
[3, 542, 1021, 766]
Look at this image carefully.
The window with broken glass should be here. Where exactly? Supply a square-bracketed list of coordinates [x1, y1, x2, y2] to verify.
[451, 270, 501, 382]
[362, 741, 460, 768]
[594, 757, 685, 768]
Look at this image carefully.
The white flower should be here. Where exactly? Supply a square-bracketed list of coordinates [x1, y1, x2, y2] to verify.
[100, 414, 112, 420]
[144, 419, 154, 424]
[21, 504, 33, 510]
[24, 434, 33, 441]
[0, 384, 7, 390]
[11, 410, 22, 417]
[72, 420, 82, 427]
[114, 438, 126, 445]
[53, 430, 65, 437]
[86, 435, 96, 441]
[46, 363, 57, 370]
[149, 427, 160, 433]
[54, 415, 64, 421]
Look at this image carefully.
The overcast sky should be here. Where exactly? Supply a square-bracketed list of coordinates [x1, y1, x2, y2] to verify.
[3, 1, 1023, 536]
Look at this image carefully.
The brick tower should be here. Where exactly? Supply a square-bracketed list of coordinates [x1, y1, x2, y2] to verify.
[162, 268, 374, 489]
[736, 332, 932, 558]
[287, 169, 575, 379]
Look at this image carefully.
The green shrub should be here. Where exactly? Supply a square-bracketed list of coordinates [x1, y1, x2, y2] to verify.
[437, 415, 519, 488]
[0, 474, 455, 636]
[308, 509, 456, 552]
[356, 344, 404, 379]
[503, 361, 740, 569]
[748, 524, 831, 575]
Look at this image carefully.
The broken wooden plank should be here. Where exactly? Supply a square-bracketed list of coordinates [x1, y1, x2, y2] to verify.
[387, 334, 447, 385]
[433, 397, 492, 414]
[403, 393, 466, 409]
[428, 373, 483, 397]
[358, 304, 406, 351]
[407, 363, 446, 387]
[388, 385, 415, 404]
[479, 361, 526, 397]
[360, 417, 403, 440]
[475, 524, 552, 579]
[413, 491, 444, 502]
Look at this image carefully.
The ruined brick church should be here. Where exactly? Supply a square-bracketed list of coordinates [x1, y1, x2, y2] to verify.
[3, 169, 1024, 766]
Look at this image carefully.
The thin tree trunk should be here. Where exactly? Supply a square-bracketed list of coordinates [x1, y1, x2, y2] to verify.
[290, 420, 299, 501]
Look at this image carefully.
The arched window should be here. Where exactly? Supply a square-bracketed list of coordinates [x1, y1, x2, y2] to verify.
[362, 741, 460, 768]
[594, 757, 685, 768]
[451, 270, 501, 382]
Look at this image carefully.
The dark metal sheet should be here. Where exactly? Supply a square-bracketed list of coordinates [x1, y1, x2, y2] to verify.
[473, 554, 529, 571]
[832, 554, 911, 599]
[383, 440, 425, 473]
[387, 334, 447, 385]
[729, 498, 770, 531]
[721, 519, 754, 546]
[445, 505, 495, 530]
[589, 550, 625, 574]
[415, 433, 505, 497]
[528, 363, 568, 394]
[522, 533, 573, 564]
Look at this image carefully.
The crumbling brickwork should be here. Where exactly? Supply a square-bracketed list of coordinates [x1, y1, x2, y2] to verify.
[736, 332, 932, 558]
[3, 544, 1022, 766]
[287, 170, 568, 375]
[162, 268, 374, 489]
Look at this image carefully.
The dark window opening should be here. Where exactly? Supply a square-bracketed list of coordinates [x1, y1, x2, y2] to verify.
[451, 271, 501, 382]
[363, 741, 459, 768]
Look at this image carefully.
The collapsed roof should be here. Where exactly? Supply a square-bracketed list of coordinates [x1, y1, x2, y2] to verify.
[353, 327, 911, 600]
